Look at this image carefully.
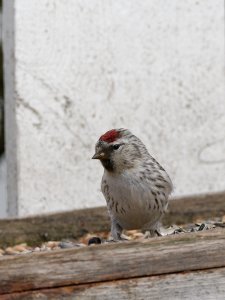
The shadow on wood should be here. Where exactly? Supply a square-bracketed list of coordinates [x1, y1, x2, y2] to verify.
[0, 191, 224, 247]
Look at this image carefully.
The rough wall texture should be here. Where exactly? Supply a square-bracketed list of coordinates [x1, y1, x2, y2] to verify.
[4, 0, 225, 216]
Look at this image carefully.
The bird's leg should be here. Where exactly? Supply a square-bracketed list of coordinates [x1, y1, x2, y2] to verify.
[154, 228, 162, 236]
[143, 222, 162, 238]
[109, 219, 125, 241]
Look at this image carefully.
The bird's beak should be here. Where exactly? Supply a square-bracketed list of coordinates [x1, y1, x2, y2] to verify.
[92, 152, 106, 159]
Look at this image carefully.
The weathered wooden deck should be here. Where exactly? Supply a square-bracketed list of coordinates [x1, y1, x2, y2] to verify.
[0, 191, 224, 247]
[0, 192, 225, 299]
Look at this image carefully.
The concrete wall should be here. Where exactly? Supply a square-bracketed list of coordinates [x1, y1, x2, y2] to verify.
[3, 0, 225, 217]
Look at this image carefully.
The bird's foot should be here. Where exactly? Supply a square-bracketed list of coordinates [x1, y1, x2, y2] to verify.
[107, 234, 130, 243]
[144, 229, 162, 239]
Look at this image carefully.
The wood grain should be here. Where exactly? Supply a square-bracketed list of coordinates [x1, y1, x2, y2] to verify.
[167, 191, 225, 224]
[0, 191, 224, 247]
[2, 267, 225, 300]
[0, 228, 225, 294]
[0, 206, 110, 247]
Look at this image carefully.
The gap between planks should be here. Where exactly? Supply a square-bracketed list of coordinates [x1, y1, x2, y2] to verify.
[1, 267, 225, 300]
[0, 191, 224, 247]
[0, 228, 225, 294]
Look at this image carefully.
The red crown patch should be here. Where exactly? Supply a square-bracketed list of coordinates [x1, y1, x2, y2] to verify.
[99, 129, 120, 143]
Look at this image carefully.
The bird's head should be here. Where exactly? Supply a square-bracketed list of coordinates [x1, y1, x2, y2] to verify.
[92, 128, 146, 173]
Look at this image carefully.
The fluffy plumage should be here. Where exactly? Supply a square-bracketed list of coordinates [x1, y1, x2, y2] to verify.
[92, 128, 173, 240]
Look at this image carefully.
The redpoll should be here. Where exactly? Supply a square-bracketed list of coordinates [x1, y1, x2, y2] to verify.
[92, 129, 173, 240]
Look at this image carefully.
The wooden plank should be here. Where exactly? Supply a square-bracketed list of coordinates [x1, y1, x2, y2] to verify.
[2, 267, 225, 300]
[0, 207, 110, 247]
[167, 191, 225, 225]
[0, 229, 225, 294]
[0, 191, 224, 247]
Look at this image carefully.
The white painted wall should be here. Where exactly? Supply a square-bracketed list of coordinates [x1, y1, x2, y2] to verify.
[3, 0, 225, 217]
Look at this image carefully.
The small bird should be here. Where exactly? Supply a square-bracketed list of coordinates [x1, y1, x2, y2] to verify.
[92, 128, 173, 240]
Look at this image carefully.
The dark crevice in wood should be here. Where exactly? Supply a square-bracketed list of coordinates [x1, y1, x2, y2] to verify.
[0, 265, 224, 296]
[0, 229, 225, 295]
[0, 191, 224, 247]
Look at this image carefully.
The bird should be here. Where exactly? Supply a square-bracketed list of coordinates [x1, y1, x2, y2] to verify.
[92, 128, 173, 241]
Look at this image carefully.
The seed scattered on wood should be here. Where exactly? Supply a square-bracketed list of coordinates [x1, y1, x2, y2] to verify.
[0, 219, 224, 257]
[33, 247, 41, 252]
[198, 223, 206, 231]
[46, 241, 60, 249]
[5, 247, 19, 255]
[58, 241, 85, 249]
[13, 244, 28, 252]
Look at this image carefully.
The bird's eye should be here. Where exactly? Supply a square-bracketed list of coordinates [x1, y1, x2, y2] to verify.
[113, 144, 121, 150]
